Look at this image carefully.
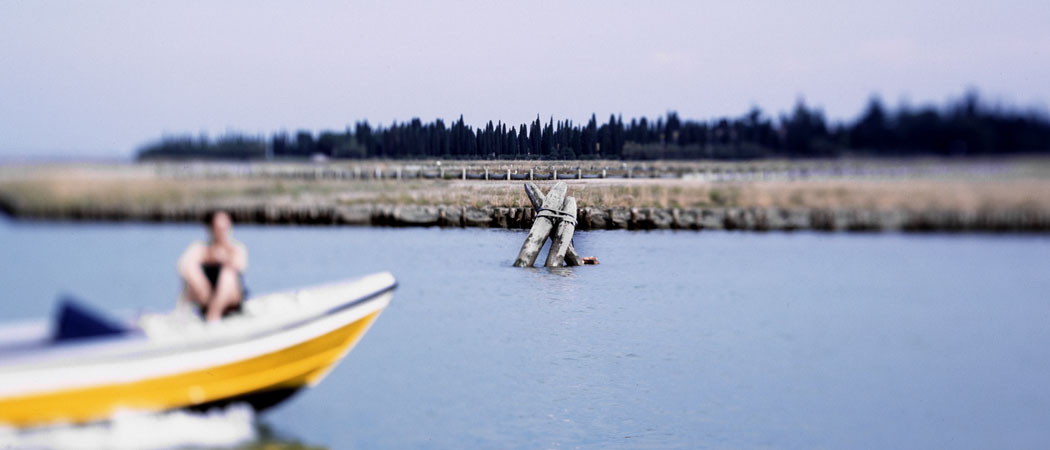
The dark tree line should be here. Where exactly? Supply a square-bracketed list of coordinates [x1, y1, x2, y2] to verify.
[137, 92, 1050, 161]
[137, 134, 267, 160]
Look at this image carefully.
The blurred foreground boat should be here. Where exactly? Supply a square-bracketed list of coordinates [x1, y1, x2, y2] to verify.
[0, 272, 396, 428]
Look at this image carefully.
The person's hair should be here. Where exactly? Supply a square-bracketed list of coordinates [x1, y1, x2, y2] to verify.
[202, 209, 230, 226]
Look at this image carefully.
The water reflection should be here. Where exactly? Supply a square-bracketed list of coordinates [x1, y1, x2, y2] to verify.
[0, 409, 332, 450]
[541, 266, 576, 278]
[242, 423, 327, 450]
[0, 404, 256, 450]
[521, 265, 583, 305]
[546, 264, 579, 274]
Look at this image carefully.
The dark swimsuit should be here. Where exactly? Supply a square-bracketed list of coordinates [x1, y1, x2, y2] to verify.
[200, 263, 249, 317]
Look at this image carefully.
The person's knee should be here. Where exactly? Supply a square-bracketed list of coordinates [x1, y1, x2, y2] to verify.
[216, 268, 242, 300]
[217, 267, 237, 286]
[183, 279, 211, 304]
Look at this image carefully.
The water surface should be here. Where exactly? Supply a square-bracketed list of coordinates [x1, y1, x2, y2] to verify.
[2, 218, 1049, 449]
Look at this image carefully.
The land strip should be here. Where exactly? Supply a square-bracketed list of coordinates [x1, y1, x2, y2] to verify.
[2, 159, 1049, 232]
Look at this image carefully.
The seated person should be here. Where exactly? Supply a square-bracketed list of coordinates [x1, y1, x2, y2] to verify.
[178, 210, 248, 321]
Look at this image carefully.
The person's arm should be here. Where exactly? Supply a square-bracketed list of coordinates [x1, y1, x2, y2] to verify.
[230, 242, 248, 273]
[178, 243, 211, 304]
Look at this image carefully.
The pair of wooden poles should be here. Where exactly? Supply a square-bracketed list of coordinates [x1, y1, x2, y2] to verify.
[514, 182, 596, 267]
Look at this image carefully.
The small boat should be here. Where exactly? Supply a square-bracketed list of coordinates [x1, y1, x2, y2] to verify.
[0, 272, 397, 428]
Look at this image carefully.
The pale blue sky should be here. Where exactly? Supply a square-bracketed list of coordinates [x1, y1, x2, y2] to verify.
[1, 0, 1048, 158]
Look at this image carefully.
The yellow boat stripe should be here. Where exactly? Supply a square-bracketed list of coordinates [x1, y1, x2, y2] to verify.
[0, 310, 381, 427]
[0, 291, 391, 398]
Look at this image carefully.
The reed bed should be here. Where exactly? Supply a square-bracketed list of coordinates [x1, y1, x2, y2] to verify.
[3, 162, 1050, 217]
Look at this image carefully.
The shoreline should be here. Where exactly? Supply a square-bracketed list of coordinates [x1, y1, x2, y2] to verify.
[3, 159, 1050, 233]
[3, 202, 1048, 233]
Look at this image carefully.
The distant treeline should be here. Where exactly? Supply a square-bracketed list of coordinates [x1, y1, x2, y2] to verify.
[136, 92, 1050, 161]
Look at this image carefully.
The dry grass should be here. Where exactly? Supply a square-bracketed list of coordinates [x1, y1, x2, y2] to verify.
[2, 162, 1050, 215]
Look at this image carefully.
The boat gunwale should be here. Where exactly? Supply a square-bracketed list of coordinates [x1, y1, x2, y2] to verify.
[0, 295, 392, 426]
[0, 275, 397, 372]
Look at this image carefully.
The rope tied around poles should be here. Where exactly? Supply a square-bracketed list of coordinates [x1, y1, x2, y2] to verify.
[536, 207, 577, 226]
[516, 181, 596, 268]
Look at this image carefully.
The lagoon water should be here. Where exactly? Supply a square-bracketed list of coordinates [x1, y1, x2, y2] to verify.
[2, 217, 1050, 449]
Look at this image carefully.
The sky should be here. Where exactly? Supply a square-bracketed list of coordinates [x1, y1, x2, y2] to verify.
[1, 0, 1048, 158]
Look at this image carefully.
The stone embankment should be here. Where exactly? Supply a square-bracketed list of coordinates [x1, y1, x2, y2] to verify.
[2, 199, 1048, 232]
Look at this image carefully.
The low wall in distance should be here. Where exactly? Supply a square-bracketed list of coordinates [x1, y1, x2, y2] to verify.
[3, 200, 1048, 233]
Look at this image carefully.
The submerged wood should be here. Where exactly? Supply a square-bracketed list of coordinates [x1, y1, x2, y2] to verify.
[545, 196, 577, 267]
[562, 242, 584, 267]
[513, 182, 567, 267]
[524, 182, 583, 266]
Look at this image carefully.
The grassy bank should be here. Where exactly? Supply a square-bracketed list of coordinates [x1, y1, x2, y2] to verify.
[2, 159, 1050, 231]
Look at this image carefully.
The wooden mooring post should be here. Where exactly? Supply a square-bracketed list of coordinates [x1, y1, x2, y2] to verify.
[514, 182, 596, 268]
[545, 196, 577, 266]
[524, 182, 584, 266]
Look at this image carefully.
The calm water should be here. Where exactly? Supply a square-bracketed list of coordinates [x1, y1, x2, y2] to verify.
[2, 217, 1050, 449]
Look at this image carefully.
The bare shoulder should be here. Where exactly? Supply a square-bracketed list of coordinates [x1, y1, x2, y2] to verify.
[177, 240, 207, 271]
[179, 241, 207, 259]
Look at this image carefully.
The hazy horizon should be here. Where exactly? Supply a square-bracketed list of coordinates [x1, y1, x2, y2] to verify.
[2, 0, 1048, 158]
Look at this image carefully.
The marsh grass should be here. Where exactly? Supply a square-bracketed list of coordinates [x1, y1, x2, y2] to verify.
[3, 163, 1050, 216]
